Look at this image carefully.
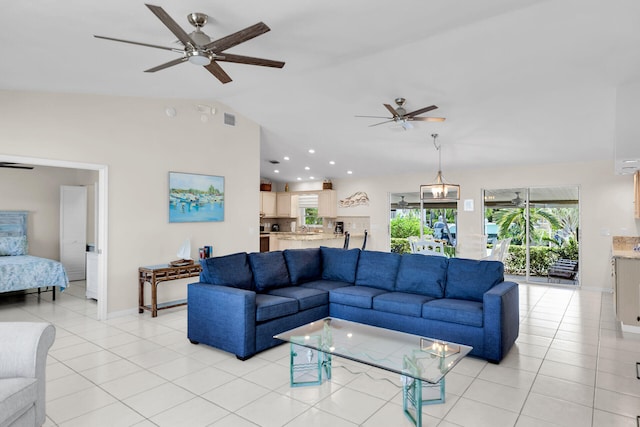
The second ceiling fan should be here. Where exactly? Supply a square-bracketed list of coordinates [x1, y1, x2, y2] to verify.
[357, 98, 446, 130]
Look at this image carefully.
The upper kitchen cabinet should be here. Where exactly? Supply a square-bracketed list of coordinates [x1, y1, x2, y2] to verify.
[277, 192, 299, 218]
[260, 191, 277, 218]
[318, 190, 337, 218]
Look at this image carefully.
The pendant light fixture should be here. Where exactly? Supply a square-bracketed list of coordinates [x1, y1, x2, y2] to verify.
[420, 133, 460, 201]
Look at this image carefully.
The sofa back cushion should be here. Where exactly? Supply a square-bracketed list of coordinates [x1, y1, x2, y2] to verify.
[248, 251, 291, 292]
[445, 258, 504, 302]
[395, 254, 448, 298]
[283, 248, 321, 285]
[320, 247, 360, 284]
[355, 250, 401, 291]
[200, 252, 254, 290]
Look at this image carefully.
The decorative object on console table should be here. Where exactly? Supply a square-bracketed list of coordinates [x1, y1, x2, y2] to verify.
[169, 172, 224, 223]
[139, 263, 201, 317]
[170, 239, 194, 266]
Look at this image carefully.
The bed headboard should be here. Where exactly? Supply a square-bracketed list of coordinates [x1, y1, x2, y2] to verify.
[0, 211, 28, 238]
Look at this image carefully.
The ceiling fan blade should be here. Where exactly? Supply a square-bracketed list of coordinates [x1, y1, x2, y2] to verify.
[94, 35, 181, 52]
[204, 61, 232, 84]
[409, 117, 446, 122]
[146, 4, 197, 48]
[405, 105, 438, 117]
[144, 57, 188, 72]
[0, 162, 33, 170]
[383, 104, 399, 118]
[205, 22, 270, 53]
[369, 119, 395, 127]
[355, 115, 391, 119]
[216, 53, 284, 68]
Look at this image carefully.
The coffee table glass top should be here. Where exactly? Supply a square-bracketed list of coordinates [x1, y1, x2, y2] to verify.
[274, 317, 472, 384]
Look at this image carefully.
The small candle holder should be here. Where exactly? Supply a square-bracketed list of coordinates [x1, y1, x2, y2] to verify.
[420, 338, 460, 358]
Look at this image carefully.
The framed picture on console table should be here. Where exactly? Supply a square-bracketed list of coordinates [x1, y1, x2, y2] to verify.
[169, 172, 224, 223]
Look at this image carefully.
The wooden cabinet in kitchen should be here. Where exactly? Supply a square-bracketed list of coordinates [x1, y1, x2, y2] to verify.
[635, 171, 640, 219]
[614, 256, 640, 329]
[318, 190, 337, 218]
[260, 191, 277, 218]
[276, 192, 299, 218]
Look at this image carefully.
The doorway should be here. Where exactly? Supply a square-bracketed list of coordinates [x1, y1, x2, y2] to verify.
[389, 192, 457, 256]
[483, 186, 580, 285]
[0, 154, 109, 319]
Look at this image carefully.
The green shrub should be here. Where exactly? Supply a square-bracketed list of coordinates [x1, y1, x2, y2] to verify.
[390, 215, 421, 238]
[391, 238, 411, 254]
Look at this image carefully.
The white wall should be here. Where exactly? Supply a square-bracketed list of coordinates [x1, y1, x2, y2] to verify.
[0, 166, 97, 259]
[0, 90, 260, 314]
[333, 160, 640, 290]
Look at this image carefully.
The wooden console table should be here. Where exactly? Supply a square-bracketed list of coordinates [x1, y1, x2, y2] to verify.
[138, 263, 202, 317]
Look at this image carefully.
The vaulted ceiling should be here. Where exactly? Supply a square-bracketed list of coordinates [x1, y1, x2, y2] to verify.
[1, 1, 639, 183]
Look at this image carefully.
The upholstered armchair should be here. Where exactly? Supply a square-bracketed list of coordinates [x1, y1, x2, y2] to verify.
[0, 322, 56, 427]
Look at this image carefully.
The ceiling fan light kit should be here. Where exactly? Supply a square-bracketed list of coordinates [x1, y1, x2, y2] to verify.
[94, 4, 285, 84]
[420, 134, 460, 202]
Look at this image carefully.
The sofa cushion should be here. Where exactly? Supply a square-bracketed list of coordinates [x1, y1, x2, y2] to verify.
[283, 248, 322, 285]
[395, 254, 448, 298]
[329, 286, 387, 309]
[355, 250, 401, 291]
[200, 252, 254, 290]
[267, 286, 328, 311]
[300, 280, 354, 292]
[373, 292, 435, 318]
[0, 377, 37, 427]
[445, 258, 504, 302]
[255, 294, 298, 322]
[320, 247, 360, 283]
[422, 298, 483, 327]
[248, 251, 291, 292]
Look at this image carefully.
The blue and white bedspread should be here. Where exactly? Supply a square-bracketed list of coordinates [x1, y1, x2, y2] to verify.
[0, 255, 69, 293]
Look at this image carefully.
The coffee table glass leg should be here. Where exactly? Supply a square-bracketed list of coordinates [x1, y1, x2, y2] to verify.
[402, 376, 422, 427]
[290, 343, 324, 387]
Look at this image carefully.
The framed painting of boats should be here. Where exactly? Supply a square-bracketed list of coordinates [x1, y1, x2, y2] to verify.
[169, 172, 224, 223]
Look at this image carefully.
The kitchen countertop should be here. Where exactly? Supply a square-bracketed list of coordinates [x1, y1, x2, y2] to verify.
[612, 249, 640, 259]
[276, 232, 364, 241]
[612, 236, 640, 259]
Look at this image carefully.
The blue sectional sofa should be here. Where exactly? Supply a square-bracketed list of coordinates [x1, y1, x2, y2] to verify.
[187, 247, 519, 363]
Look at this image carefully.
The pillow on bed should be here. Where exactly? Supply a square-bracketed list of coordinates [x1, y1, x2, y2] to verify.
[0, 236, 27, 256]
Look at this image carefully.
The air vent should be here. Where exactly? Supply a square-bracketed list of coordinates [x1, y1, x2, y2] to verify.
[224, 113, 236, 126]
[269, 160, 280, 164]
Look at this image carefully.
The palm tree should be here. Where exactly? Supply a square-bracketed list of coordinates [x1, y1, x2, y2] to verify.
[494, 208, 561, 245]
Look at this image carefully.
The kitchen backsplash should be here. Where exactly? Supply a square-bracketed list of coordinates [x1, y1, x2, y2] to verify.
[261, 216, 370, 234]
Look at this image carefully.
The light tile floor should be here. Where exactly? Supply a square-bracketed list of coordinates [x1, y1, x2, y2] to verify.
[1, 282, 640, 426]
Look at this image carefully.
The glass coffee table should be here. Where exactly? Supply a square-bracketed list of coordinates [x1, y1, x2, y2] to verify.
[274, 317, 472, 427]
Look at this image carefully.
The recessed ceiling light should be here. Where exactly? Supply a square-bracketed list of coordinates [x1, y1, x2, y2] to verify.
[329, 161, 335, 165]
[297, 177, 302, 180]
[274, 170, 279, 173]
[347, 170, 353, 175]
[309, 176, 315, 180]
[304, 166, 310, 170]
[308, 149, 315, 154]
[284, 156, 290, 161]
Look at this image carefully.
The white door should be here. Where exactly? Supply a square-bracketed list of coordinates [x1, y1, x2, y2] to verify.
[60, 185, 87, 281]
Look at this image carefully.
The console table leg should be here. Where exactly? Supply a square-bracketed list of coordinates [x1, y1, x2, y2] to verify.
[151, 281, 158, 317]
[138, 277, 144, 314]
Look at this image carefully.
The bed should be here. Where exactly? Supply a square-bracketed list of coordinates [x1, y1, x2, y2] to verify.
[0, 211, 69, 299]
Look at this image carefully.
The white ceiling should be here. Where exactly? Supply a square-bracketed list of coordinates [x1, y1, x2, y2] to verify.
[2, 0, 639, 184]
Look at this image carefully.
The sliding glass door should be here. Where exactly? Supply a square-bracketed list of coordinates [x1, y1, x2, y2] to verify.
[483, 186, 580, 285]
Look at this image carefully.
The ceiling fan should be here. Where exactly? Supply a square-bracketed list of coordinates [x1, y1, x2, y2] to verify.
[356, 98, 446, 130]
[397, 196, 409, 209]
[511, 192, 525, 207]
[94, 4, 285, 84]
[0, 162, 34, 170]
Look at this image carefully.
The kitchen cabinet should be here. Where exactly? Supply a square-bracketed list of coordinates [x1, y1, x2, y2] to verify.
[318, 190, 337, 218]
[259, 235, 269, 252]
[635, 171, 640, 219]
[276, 192, 299, 218]
[614, 257, 640, 328]
[260, 191, 277, 217]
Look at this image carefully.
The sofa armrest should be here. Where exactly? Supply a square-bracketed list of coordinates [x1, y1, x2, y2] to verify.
[0, 322, 56, 426]
[483, 281, 519, 363]
[187, 282, 257, 359]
